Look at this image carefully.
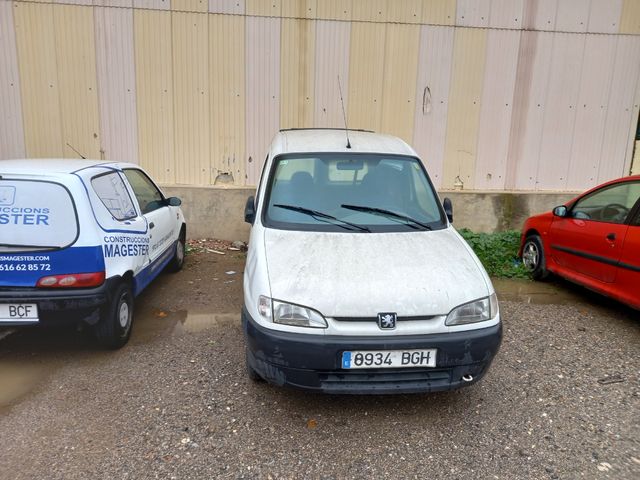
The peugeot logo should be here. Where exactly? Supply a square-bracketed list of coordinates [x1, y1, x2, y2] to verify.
[377, 312, 397, 330]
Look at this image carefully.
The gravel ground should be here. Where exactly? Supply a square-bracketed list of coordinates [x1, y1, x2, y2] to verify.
[0, 251, 638, 480]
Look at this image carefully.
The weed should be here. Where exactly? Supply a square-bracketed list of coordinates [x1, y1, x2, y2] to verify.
[458, 228, 529, 279]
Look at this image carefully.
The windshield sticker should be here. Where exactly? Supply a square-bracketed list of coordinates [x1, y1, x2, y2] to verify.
[0, 186, 16, 205]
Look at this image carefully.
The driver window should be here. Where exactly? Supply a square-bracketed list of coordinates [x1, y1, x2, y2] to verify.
[572, 181, 640, 224]
[123, 169, 165, 214]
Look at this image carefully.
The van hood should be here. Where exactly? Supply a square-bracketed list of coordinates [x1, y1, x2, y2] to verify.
[264, 228, 490, 318]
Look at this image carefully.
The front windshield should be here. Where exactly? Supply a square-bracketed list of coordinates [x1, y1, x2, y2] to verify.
[262, 153, 445, 233]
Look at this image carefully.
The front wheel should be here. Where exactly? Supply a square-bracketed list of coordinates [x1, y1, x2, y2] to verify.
[522, 234, 549, 281]
[95, 282, 134, 349]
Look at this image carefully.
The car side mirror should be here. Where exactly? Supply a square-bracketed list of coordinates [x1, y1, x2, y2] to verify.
[553, 205, 567, 217]
[166, 196, 182, 207]
[244, 196, 256, 224]
[443, 197, 453, 223]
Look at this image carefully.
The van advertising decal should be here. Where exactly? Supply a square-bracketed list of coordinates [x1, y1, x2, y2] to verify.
[0, 246, 105, 287]
[103, 235, 150, 258]
[0, 206, 50, 226]
[0, 180, 78, 249]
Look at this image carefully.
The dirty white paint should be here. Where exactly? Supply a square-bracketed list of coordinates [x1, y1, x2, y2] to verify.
[263, 228, 490, 323]
[243, 129, 497, 338]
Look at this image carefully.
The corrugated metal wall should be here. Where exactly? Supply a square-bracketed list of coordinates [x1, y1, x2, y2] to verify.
[1, 0, 640, 192]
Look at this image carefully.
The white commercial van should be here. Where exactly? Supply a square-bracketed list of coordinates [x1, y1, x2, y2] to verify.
[0, 160, 186, 348]
[243, 129, 502, 394]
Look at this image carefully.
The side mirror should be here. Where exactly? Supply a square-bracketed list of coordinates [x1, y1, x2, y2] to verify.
[244, 196, 256, 224]
[166, 196, 182, 207]
[443, 197, 453, 223]
[553, 205, 567, 217]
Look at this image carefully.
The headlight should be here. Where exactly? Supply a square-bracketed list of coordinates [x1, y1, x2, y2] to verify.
[257, 296, 327, 328]
[445, 293, 498, 326]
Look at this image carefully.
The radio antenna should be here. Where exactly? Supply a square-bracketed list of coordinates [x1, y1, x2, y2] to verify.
[337, 76, 351, 149]
[66, 143, 86, 159]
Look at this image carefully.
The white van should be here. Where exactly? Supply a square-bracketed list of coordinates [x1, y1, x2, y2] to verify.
[243, 129, 502, 394]
[0, 160, 186, 348]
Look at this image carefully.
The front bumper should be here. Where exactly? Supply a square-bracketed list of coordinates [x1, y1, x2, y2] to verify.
[243, 307, 502, 394]
[0, 280, 113, 327]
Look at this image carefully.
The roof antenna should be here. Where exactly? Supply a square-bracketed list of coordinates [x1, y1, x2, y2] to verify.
[338, 76, 351, 149]
[66, 143, 86, 159]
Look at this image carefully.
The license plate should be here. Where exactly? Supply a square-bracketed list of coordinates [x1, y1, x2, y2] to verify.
[342, 349, 436, 369]
[0, 304, 38, 323]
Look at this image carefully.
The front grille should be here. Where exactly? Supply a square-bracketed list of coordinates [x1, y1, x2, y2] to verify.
[332, 315, 436, 322]
[320, 368, 452, 392]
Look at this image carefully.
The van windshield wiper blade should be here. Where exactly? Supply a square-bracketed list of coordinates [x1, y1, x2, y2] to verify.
[340, 204, 432, 230]
[273, 204, 370, 232]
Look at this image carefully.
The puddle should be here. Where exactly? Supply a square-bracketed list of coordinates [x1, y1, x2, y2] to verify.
[493, 278, 582, 305]
[0, 309, 240, 412]
[174, 312, 240, 334]
[131, 310, 240, 343]
[0, 361, 51, 410]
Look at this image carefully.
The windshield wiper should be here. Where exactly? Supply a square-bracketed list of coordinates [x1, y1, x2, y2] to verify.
[274, 204, 370, 232]
[340, 204, 432, 230]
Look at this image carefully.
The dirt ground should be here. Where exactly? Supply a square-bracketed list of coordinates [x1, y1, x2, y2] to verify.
[0, 248, 638, 479]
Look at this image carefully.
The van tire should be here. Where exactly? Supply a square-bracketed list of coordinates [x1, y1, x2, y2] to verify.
[166, 232, 186, 273]
[95, 282, 134, 349]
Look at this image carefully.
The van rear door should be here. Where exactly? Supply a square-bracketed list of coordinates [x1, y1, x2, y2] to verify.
[0, 178, 104, 288]
[0, 179, 78, 250]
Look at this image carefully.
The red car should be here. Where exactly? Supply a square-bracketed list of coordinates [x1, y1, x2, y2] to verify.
[520, 175, 640, 309]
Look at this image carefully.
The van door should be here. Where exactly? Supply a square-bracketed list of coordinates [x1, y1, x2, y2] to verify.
[0, 178, 88, 288]
[88, 169, 148, 279]
[122, 169, 176, 266]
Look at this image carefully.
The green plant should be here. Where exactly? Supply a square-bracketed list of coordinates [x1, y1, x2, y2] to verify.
[457, 228, 529, 279]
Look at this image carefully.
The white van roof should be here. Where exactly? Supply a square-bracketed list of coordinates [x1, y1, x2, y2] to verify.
[0, 159, 137, 175]
[270, 129, 417, 158]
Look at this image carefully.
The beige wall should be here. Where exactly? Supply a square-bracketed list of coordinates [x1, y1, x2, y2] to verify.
[162, 184, 576, 241]
[1, 0, 640, 192]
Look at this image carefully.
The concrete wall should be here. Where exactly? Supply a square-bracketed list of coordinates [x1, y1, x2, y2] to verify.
[441, 190, 576, 234]
[163, 185, 576, 241]
[162, 185, 254, 242]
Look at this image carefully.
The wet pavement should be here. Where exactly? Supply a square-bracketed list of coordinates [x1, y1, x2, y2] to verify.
[0, 252, 638, 479]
